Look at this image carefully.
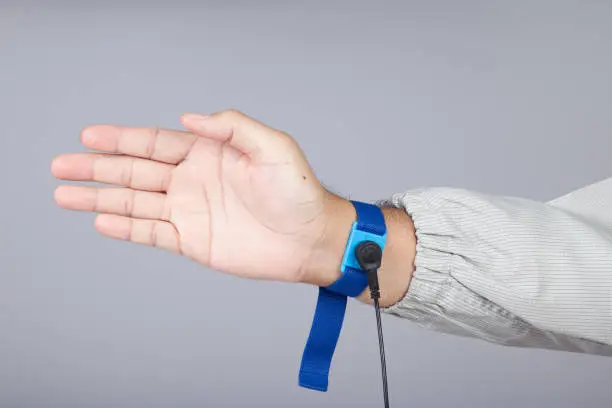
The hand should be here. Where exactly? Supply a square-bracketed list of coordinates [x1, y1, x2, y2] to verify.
[52, 110, 354, 286]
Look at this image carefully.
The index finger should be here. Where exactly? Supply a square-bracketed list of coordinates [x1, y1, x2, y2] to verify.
[81, 125, 198, 164]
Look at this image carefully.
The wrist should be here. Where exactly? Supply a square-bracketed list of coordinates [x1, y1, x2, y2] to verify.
[299, 193, 356, 287]
[300, 195, 416, 308]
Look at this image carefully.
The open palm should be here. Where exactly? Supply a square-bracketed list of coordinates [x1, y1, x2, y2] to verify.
[52, 110, 348, 284]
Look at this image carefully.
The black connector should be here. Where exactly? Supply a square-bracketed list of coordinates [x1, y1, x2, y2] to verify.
[355, 240, 390, 408]
[355, 241, 383, 300]
[355, 241, 383, 271]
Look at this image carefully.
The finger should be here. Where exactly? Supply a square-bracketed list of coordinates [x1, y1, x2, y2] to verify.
[81, 125, 198, 164]
[180, 109, 295, 164]
[51, 153, 173, 192]
[54, 185, 169, 220]
[94, 214, 181, 253]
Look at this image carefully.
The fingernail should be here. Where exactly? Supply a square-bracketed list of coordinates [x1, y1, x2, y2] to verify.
[81, 128, 97, 144]
[183, 113, 209, 122]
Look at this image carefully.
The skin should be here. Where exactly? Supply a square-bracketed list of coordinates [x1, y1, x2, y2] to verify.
[51, 110, 416, 307]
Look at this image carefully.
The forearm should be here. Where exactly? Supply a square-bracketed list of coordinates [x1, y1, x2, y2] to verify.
[384, 186, 612, 352]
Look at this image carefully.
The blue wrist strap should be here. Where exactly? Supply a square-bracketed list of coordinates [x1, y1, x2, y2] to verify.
[298, 200, 387, 392]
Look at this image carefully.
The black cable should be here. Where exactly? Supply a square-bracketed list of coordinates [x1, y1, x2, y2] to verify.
[355, 241, 391, 408]
[373, 297, 390, 408]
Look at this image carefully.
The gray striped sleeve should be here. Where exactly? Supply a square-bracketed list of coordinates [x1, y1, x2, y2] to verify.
[382, 181, 612, 355]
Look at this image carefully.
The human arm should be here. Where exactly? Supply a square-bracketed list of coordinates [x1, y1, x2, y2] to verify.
[51, 109, 612, 355]
[307, 178, 612, 354]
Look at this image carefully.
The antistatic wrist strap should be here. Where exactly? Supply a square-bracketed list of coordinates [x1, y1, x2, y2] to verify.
[298, 200, 387, 391]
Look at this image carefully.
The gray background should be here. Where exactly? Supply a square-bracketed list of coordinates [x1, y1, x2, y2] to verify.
[1, 1, 611, 407]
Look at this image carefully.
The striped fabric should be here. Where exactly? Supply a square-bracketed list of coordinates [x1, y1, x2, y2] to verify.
[382, 177, 612, 355]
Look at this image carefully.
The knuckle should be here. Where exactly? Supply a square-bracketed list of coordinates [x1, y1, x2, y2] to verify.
[149, 223, 158, 247]
[218, 109, 244, 121]
[125, 189, 136, 216]
[120, 164, 133, 186]
[145, 127, 160, 158]
[278, 131, 300, 151]
[278, 130, 295, 143]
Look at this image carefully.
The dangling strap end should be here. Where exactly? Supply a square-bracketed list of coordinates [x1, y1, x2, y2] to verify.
[298, 369, 329, 392]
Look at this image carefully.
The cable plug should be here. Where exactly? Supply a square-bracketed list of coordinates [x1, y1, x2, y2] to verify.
[355, 241, 383, 300]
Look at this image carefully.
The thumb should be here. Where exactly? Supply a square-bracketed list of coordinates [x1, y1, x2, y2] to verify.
[181, 109, 294, 163]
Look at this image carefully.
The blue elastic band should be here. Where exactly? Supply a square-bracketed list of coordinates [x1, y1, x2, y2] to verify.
[298, 287, 346, 391]
[298, 200, 386, 392]
[351, 200, 386, 236]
